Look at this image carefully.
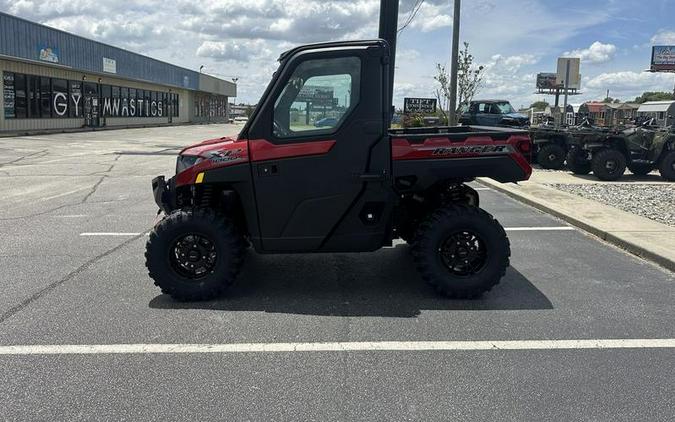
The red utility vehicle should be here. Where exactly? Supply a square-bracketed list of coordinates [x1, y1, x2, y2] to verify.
[145, 3, 532, 301]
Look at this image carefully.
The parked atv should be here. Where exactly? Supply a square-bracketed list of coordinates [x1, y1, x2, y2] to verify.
[529, 121, 570, 170]
[567, 119, 675, 181]
[565, 119, 613, 177]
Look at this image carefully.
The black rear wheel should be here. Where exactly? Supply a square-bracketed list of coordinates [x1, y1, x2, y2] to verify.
[566, 149, 591, 175]
[628, 163, 653, 176]
[591, 148, 626, 181]
[145, 208, 245, 301]
[537, 144, 566, 169]
[411, 205, 510, 298]
[659, 150, 675, 181]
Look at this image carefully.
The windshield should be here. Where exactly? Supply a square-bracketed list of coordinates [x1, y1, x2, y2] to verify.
[495, 102, 515, 114]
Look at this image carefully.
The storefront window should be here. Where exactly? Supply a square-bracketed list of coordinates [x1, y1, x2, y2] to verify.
[121, 87, 129, 117]
[52, 79, 68, 118]
[128, 88, 136, 117]
[15, 74, 27, 118]
[4, 72, 181, 120]
[69, 81, 82, 118]
[40, 77, 51, 117]
[3, 72, 15, 119]
[101, 85, 112, 116]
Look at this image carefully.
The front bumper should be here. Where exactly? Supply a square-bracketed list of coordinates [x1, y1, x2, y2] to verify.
[152, 175, 176, 213]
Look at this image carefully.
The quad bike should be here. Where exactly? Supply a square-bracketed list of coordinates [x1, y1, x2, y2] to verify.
[566, 118, 675, 181]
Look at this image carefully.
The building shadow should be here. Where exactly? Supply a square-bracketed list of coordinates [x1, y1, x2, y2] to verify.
[149, 246, 553, 318]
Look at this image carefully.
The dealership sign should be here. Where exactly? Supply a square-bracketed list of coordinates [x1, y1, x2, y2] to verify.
[404, 97, 437, 114]
[38, 45, 59, 63]
[297, 85, 335, 106]
[651, 46, 675, 71]
[103, 57, 117, 74]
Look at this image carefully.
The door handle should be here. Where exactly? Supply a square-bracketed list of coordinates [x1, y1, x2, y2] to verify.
[358, 172, 388, 182]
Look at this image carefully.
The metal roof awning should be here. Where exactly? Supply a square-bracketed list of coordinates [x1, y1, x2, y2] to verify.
[638, 101, 675, 113]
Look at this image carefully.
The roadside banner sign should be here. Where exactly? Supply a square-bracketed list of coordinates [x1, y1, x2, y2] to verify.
[651, 46, 675, 72]
[536, 73, 558, 89]
[404, 97, 437, 114]
[556, 58, 581, 90]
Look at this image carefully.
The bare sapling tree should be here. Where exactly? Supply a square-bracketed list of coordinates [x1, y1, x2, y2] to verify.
[434, 64, 451, 122]
[434, 42, 485, 119]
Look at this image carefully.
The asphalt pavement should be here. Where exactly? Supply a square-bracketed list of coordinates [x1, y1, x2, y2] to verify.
[0, 125, 673, 421]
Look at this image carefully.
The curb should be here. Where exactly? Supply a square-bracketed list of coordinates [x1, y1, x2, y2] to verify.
[0, 121, 234, 138]
[478, 178, 675, 272]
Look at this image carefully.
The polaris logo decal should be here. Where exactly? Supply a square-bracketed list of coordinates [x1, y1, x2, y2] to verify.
[208, 149, 244, 163]
[431, 145, 511, 156]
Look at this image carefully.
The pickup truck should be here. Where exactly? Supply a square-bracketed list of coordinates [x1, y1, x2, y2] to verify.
[459, 100, 530, 128]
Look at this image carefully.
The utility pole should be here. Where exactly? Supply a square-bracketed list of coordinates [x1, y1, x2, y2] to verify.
[448, 0, 461, 125]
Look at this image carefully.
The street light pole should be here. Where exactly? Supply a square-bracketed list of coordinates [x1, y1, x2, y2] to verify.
[230, 77, 239, 121]
[448, 0, 461, 125]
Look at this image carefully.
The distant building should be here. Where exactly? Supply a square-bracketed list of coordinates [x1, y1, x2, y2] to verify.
[229, 103, 256, 119]
[605, 102, 640, 127]
[637, 101, 675, 127]
[1, 12, 236, 133]
[579, 102, 609, 126]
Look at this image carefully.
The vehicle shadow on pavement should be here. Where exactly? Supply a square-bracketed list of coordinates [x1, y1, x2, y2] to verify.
[569, 173, 666, 183]
[149, 246, 553, 317]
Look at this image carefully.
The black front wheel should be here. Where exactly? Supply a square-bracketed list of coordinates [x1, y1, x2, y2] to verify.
[566, 149, 592, 175]
[591, 149, 626, 181]
[411, 205, 510, 298]
[145, 208, 245, 301]
[659, 150, 675, 181]
[537, 144, 566, 169]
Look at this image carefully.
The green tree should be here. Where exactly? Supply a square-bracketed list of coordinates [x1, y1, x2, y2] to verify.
[529, 101, 549, 111]
[633, 92, 675, 103]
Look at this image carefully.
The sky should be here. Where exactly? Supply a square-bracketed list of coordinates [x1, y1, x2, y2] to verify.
[2, 0, 674, 109]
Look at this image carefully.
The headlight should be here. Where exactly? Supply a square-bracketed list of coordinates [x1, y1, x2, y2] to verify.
[176, 155, 202, 174]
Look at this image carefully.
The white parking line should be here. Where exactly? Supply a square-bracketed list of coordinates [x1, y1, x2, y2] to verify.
[505, 227, 575, 231]
[80, 232, 144, 236]
[80, 227, 574, 237]
[0, 339, 673, 355]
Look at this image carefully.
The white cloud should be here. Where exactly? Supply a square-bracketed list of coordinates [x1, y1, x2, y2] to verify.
[564, 41, 617, 64]
[651, 30, 675, 45]
[397, 49, 421, 61]
[582, 71, 674, 101]
[585, 71, 673, 90]
[489, 54, 539, 70]
[196, 40, 271, 62]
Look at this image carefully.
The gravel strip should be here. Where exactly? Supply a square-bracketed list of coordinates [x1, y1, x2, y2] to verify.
[547, 183, 675, 227]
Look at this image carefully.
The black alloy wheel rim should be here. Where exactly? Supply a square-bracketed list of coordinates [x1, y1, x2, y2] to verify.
[438, 231, 488, 277]
[169, 233, 217, 279]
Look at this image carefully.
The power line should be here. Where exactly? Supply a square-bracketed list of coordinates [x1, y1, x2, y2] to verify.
[397, 0, 425, 33]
